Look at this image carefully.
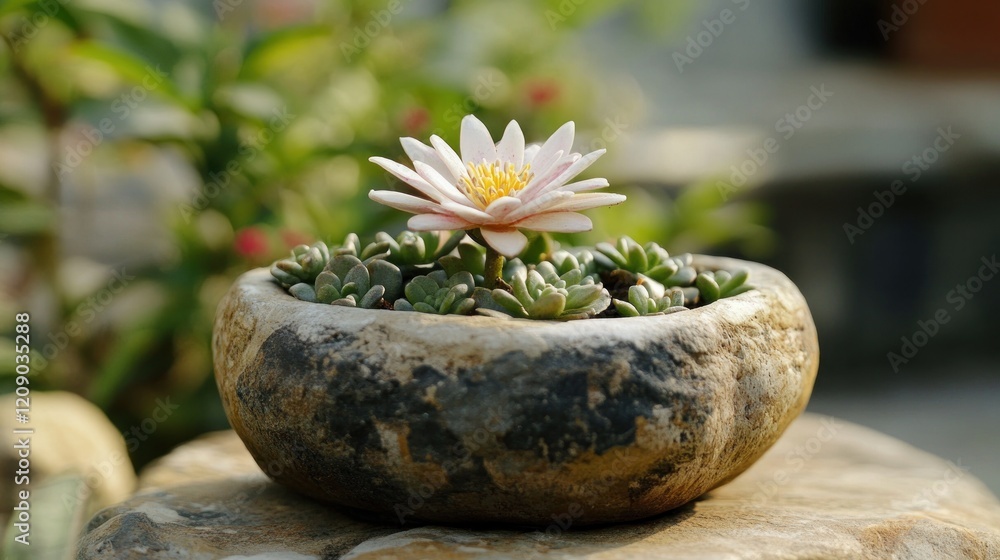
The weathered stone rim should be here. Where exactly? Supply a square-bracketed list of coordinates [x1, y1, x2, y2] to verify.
[236, 254, 790, 331]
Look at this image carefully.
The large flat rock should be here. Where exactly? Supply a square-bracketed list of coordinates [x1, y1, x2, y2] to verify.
[78, 414, 1000, 559]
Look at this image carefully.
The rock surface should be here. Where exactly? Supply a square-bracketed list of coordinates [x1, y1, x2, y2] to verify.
[212, 257, 819, 524]
[79, 414, 1000, 559]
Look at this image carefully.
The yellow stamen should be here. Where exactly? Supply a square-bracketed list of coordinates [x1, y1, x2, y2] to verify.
[458, 161, 533, 210]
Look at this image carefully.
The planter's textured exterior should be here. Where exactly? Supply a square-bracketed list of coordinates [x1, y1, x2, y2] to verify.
[213, 256, 819, 525]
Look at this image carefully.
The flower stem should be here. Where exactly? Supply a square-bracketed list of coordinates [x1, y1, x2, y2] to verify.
[470, 229, 505, 289]
[483, 246, 505, 289]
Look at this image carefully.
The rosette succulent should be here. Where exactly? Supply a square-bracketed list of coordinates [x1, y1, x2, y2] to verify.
[614, 285, 688, 317]
[394, 270, 477, 315]
[295, 254, 402, 308]
[696, 269, 753, 304]
[595, 236, 697, 288]
[270, 241, 330, 288]
[481, 262, 611, 321]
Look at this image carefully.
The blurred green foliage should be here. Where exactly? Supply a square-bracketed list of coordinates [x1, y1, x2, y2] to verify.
[0, 0, 767, 467]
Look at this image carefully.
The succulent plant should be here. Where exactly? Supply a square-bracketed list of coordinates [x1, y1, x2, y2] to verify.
[696, 268, 752, 304]
[594, 236, 696, 287]
[481, 262, 611, 321]
[271, 241, 330, 288]
[613, 285, 688, 317]
[394, 270, 477, 315]
[332, 233, 388, 262]
[439, 243, 486, 279]
[546, 249, 600, 280]
[301, 254, 402, 308]
[385, 231, 465, 267]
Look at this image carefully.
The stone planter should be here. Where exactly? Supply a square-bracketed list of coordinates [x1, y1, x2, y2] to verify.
[213, 255, 818, 526]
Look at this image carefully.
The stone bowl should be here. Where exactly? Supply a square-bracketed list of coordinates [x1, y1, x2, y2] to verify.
[212, 256, 819, 526]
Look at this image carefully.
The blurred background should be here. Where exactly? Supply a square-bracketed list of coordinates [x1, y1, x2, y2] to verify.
[0, 0, 997, 540]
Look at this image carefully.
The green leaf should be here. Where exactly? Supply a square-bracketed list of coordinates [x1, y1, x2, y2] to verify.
[359, 285, 385, 309]
[527, 292, 566, 320]
[289, 283, 316, 302]
[696, 273, 721, 304]
[368, 260, 402, 301]
[614, 300, 640, 317]
[491, 290, 525, 317]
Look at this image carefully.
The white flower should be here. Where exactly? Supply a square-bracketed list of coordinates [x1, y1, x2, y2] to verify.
[368, 115, 626, 257]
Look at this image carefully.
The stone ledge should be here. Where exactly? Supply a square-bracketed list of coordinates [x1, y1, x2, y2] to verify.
[79, 414, 1000, 559]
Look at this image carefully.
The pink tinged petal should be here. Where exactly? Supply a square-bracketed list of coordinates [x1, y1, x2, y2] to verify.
[440, 201, 496, 224]
[534, 149, 606, 198]
[505, 190, 574, 222]
[523, 144, 541, 165]
[527, 149, 565, 183]
[369, 156, 449, 203]
[561, 177, 610, 193]
[547, 192, 626, 212]
[530, 121, 575, 172]
[408, 213, 473, 231]
[400, 138, 451, 181]
[369, 190, 445, 214]
[515, 211, 593, 233]
[516, 156, 576, 203]
[481, 228, 528, 258]
[429, 135, 468, 181]
[495, 120, 525, 168]
[460, 114, 497, 165]
[413, 161, 477, 207]
[484, 196, 522, 219]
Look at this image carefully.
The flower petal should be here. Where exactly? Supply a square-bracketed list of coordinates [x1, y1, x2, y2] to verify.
[505, 190, 574, 222]
[530, 121, 574, 171]
[369, 190, 445, 214]
[481, 228, 528, 258]
[440, 201, 496, 224]
[408, 213, 473, 231]
[523, 144, 541, 165]
[429, 135, 468, 181]
[534, 149, 606, 198]
[561, 177, 610, 193]
[401, 137, 452, 181]
[495, 120, 525, 168]
[547, 192, 626, 212]
[515, 211, 592, 233]
[460, 114, 497, 165]
[484, 196, 522, 219]
[369, 156, 448, 203]
[516, 155, 576, 203]
[413, 161, 476, 207]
